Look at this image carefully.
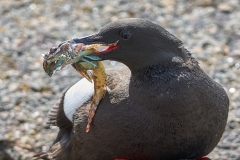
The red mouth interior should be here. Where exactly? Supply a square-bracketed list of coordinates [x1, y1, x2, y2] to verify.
[98, 46, 118, 53]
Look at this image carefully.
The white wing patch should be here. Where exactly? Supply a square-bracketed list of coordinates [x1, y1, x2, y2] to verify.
[64, 78, 94, 122]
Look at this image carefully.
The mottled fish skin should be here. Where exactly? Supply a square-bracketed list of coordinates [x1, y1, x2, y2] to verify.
[72, 61, 107, 132]
[43, 41, 108, 132]
[72, 62, 93, 82]
[87, 62, 107, 132]
[43, 41, 77, 76]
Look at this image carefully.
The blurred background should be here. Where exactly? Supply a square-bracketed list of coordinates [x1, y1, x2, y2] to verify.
[0, 0, 239, 159]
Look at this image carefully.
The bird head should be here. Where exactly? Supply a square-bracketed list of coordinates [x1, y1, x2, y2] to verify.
[43, 18, 187, 75]
[73, 18, 187, 71]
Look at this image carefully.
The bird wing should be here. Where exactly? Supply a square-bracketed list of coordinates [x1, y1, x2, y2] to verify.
[106, 66, 131, 104]
[34, 66, 130, 160]
[46, 93, 72, 129]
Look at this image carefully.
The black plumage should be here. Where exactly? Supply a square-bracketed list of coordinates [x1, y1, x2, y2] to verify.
[37, 18, 229, 160]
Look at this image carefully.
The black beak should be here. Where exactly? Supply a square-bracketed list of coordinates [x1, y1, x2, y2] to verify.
[72, 35, 105, 45]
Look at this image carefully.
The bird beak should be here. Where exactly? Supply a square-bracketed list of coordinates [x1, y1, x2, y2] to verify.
[72, 36, 119, 55]
[43, 35, 118, 77]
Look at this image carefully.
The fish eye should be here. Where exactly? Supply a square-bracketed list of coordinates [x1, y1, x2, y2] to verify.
[120, 30, 131, 40]
[50, 47, 58, 53]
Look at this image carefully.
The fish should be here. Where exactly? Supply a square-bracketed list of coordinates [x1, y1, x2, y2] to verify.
[43, 39, 118, 132]
[72, 61, 107, 132]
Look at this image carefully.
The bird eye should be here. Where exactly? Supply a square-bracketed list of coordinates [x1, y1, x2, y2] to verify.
[120, 30, 131, 40]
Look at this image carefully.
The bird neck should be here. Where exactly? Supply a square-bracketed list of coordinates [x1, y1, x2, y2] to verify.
[130, 62, 180, 88]
[129, 54, 197, 102]
[126, 46, 190, 73]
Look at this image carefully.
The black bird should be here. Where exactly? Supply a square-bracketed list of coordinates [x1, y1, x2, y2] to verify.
[37, 18, 229, 160]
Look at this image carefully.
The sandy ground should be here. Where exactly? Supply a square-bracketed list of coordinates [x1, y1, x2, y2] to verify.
[0, 0, 240, 159]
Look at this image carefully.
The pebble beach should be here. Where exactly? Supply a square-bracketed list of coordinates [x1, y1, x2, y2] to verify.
[0, 0, 240, 159]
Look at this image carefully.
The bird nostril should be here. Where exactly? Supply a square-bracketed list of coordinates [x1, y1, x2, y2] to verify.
[50, 47, 57, 53]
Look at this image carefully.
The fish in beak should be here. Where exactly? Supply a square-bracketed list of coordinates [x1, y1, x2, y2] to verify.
[43, 38, 118, 76]
[43, 38, 118, 132]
